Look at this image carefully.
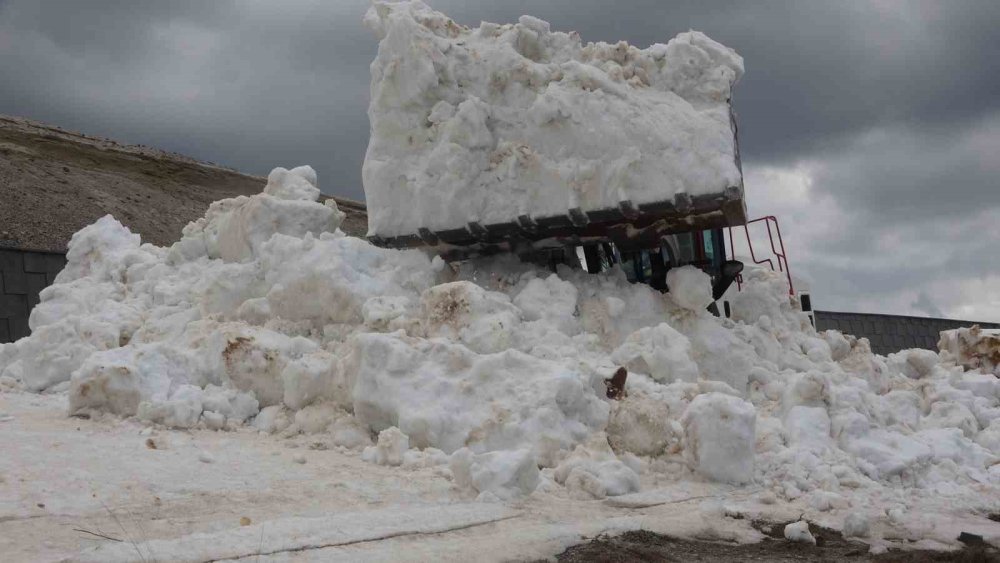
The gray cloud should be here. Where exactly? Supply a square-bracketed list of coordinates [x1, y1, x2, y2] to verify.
[1, 0, 998, 321]
[912, 292, 944, 318]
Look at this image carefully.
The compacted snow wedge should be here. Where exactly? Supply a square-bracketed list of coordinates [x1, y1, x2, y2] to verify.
[362, 1, 748, 263]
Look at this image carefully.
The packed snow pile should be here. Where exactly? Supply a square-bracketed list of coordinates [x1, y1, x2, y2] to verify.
[2, 167, 1000, 515]
[362, 0, 743, 238]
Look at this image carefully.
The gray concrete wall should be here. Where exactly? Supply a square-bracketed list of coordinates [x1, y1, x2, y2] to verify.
[814, 310, 1000, 356]
[0, 248, 66, 343]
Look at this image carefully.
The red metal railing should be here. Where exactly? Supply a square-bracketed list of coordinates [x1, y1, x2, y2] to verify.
[727, 216, 794, 295]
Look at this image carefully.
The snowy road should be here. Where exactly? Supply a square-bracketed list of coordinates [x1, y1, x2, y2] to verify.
[3, 392, 997, 562]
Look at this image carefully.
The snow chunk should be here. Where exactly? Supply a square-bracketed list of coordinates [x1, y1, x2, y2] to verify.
[606, 386, 681, 457]
[420, 281, 521, 354]
[784, 521, 815, 544]
[362, 426, 410, 466]
[553, 434, 640, 498]
[362, 296, 410, 331]
[253, 405, 291, 434]
[887, 348, 941, 379]
[263, 166, 320, 201]
[170, 166, 339, 264]
[666, 266, 713, 312]
[57, 215, 142, 284]
[281, 351, 345, 410]
[681, 392, 756, 484]
[728, 267, 806, 332]
[611, 324, 699, 384]
[450, 447, 540, 499]
[513, 274, 578, 333]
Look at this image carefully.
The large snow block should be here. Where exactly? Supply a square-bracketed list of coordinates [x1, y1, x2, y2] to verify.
[362, 1, 746, 254]
[681, 392, 756, 484]
[939, 326, 1000, 376]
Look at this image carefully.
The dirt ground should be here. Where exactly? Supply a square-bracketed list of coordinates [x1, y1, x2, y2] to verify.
[0, 114, 367, 252]
[551, 521, 1000, 563]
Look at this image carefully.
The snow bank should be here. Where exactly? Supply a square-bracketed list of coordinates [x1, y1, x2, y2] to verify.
[4, 166, 1000, 512]
[5, 0, 1000, 514]
[362, 0, 743, 238]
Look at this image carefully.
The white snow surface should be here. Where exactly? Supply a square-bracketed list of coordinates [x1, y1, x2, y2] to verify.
[2, 167, 1000, 558]
[362, 0, 743, 238]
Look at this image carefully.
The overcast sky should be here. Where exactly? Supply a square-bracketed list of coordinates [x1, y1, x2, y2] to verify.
[1, 0, 998, 321]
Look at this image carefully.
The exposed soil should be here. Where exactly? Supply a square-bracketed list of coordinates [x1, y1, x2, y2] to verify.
[550, 522, 1000, 563]
[0, 114, 367, 252]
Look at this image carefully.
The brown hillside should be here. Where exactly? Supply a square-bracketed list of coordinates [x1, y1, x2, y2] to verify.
[0, 114, 367, 252]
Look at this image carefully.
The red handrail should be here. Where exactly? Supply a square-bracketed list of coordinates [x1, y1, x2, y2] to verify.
[727, 216, 794, 295]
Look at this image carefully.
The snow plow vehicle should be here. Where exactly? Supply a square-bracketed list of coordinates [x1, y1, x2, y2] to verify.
[362, 1, 750, 303]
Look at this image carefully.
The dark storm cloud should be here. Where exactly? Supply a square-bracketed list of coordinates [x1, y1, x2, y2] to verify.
[1, 0, 999, 320]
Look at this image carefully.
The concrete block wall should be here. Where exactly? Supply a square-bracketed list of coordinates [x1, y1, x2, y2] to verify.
[0, 248, 66, 343]
[814, 310, 1000, 356]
